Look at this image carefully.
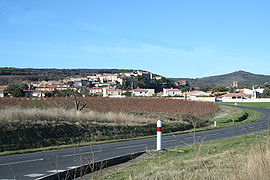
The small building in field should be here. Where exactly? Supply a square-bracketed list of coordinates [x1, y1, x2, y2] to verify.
[24, 90, 44, 98]
[131, 88, 155, 97]
[0, 85, 8, 97]
[163, 88, 182, 96]
[103, 88, 122, 97]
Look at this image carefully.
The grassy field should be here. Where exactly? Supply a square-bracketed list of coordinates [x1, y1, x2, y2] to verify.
[221, 102, 270, 109]
[95, 130, 270, 180]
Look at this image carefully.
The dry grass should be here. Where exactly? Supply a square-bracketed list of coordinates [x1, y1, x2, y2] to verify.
[0, 107, 160, 152]
[95, 132, 270, 180]
[242, 142, 270, 180]
[0, 107, 154, 125]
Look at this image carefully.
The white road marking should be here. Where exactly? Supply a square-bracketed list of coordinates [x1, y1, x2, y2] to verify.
[47, 169, 65, 173]
[62, 150, 101, 157]
[24, 173, 45, 178]
[115, 144, 146, 150]
[0, 158, 44, 166]
[206, 133, 220, 136]
[67, 166, 80, 169]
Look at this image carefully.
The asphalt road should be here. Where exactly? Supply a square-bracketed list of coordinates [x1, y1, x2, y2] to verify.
[1, 105, 269, 180]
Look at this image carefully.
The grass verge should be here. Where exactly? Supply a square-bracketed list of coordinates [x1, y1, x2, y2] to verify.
[95, 130, 270, 179]
[221, 102, 270, 109]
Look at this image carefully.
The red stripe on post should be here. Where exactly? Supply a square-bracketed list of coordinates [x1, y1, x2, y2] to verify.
[157, 127, 162, 132]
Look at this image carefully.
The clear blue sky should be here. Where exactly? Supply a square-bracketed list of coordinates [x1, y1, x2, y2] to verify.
[0, 0, 269, 78]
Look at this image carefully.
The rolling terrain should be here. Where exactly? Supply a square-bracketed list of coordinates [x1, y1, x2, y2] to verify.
[170, 70, 270, 87]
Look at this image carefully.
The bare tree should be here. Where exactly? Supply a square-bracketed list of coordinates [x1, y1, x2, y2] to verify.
[72, 91, 86, 111]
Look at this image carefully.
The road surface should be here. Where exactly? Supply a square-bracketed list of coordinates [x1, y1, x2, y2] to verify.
[0, 105, 269, 179]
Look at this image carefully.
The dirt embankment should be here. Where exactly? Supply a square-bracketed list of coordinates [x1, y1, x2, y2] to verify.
[0, 121, 193, 152]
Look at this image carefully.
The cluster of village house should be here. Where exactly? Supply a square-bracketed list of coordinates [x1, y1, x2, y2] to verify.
[0, 70, 160, 98]
[0, 70, 266, 101]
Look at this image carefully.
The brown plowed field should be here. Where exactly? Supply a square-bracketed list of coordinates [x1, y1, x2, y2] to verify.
[0, 97, 219, 117]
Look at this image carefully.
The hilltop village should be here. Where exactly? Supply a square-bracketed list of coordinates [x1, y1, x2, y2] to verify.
[0, 70, 168, 97]
[0, 70, 268, 102]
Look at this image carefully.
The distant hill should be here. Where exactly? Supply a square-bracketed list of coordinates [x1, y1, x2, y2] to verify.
[171, 71, 270, 88]
[0, 68, 135, 84]
[198, 71, 270, 86]
[2, 68, 270, 89]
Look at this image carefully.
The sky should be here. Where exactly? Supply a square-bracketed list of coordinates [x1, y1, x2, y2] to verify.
[0, 0, 269, 78]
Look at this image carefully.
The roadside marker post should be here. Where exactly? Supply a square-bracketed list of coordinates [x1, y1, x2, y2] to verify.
[157, 120, 162, 151]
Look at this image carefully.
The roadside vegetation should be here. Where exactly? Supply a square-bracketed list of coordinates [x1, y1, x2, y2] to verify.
[95, 131, 270, 180]
[209, 106, 261, 127]
[0, 97, 262, 155]
[221, 102, 270, 109]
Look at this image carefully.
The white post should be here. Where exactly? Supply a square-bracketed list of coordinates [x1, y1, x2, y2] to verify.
[157, 120, 162, 151]
[214, 121, 217, 127]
